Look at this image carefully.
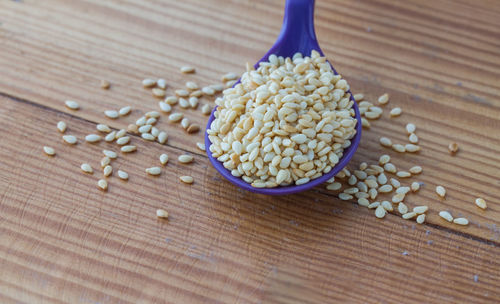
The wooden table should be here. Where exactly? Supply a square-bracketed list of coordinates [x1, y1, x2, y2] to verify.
[1, 0, 499, 303]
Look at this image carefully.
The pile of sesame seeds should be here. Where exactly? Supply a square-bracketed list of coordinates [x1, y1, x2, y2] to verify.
[44, 66, 236, 219]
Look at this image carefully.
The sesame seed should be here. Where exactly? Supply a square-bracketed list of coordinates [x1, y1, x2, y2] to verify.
[101, 156, 110, 168]
[448, 142, 459, 155]
[180, 66, 195, 74]
[103, 165, 113, 177]
[138, 125, 152, 133]
[158, 101, 172, 113]
[406, 123, 416, 134]
[152, 88, 166, 98]
[378, 93, 389, 105]
[116, 136, 130, 145]
[142, 78, 156, 87]
[416, 214, 426, 224]
[344, 187, 359, 194]
[141, 133, 155, 141]
[145, 167, 161, 176]
[381, 201, 393, 211]
[196, 142, 206, 151]
[57, 121, 67, 133]
[187, 124, 200, 134]
[156, 209, 169, 218]
[179, 176, 194, 184]
[396, 186, 410, 195]
[378, 184, 393, 193]
[65, 100, 79, 110]
[390, 107, 402, 117]
[396, 171, 411, 178]
[43, 146, 55, 156]
[120, 145, 137, 153]
[202, 86, 215, 96]
[453, 218, 469, 225]
[157, 79, 167, 89]
[411, 182, 420, 192]
[157, 131, 168, 144]
[115, 129, 127, 138]
[398, 202, 408, 214]
[392, 193, 405, 203]
[85, 134, 101, 143]
[81, 163, 93, 174]
[103, 150, 117, 159]
[62, 135, 77, 145]
[189, 97, 199, 108]
[409, 166, 422, 174]
[377, 173, 388, 185]
[168, 113, 183, 122]
[413, 206, 428, 214]
[117, 170, 128, 180]
[96, 124, 111, 133]
[390, 178, 400, 188]
[104, 131, 116, 142]
[136, 116, 147, 126]
[409, 133, 419, 144]
[439, 211, 453, 222]
[326, 182, 342, 191]
[165, 96, 178, 105]
[179, 98, 189, 108]
[384, 163, 397, 173]
[339, 193, 353, 200]
[353, 93, 364, 101]
[375, 205, 386, 218]
[127, 124, 139, 134]
[151, 127, 159, 137]
[475, 198, 487, 210]
[361, 118, 371, 129]
[119, 106, 131, 116]
[436, 186, 446, 197]
[368, 202, 380, 209]
[379, 137, 392, 147]
[97, 179, 108, 191]
[145, 111, 160, 118]
[358, 198, 369, 207]
[402, 212, 417, 219]
[178, 154, 194, 164]
[175, 89, 189, 97]
[201, 104, 212, 116]
[159, 154, 169, 165]
[405, 144, 420, 152]
[392, 144, 406, 153]
[221, 72, 238, 82]
[181, 117, 190, 129]
[379, 154, 390, 165]
[100, 80, 111, 89]
[104, 110, 119, 119]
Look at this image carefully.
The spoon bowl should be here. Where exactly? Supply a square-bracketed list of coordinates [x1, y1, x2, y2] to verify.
[205, 0, 362, 195]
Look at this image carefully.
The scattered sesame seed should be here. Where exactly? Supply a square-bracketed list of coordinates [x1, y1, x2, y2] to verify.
[43, 146, 55, 156]
[392, 144, 406, 153]
[357, 198, 369, 207]
[379, 137, 392, 147]
[448, 142, 459, 155]
[62, 135, 77, 145]
[196, 142, 206, 151]
[390, 107, 402, 117]
[475, 198, 487, 210]
[104, 131, 116, 142]
[103, 150, 117, 159]
[57, 121, 67, 133]
[413, 206, 428, 214]
[326, 182, 342, 191]
[416, 214, 426, 224]
[121, 145, 137, 153]
[152, 88, 166, 98]
[411, 182, 420, 192]
[439, 211, 453, 222]
[168, 113, 183, 122]
[179, 176, 194, 184]
[104, 110, 119, 119]
[97, 179, 108, 191]
[405, 144, 420, 152]
[339, 193, 353, 200]
[409, 133, 419, 144]
[141, 133, 155, 141]
[381, 201, 393, 211]
[158, 101, 172, 113]
[378, 93, 389, 105]
[146, 167, 161, 176]
[178, 154, 194, 164]
[65, 100, 79, 110]
[453, 218, 469, 225]
[157, 79, 167, 89]
[180, 66, 195, 74]
[85, 134, 101, 143]
[103, 165, 113, 177]
[396, 171, 411, 178]
[96, 124, 111, 133]
[398, 202, 408, 214]
[379, 154, 390, 165]
[157, 131, 168, 144]
[436, 186, 446, 197]
[116, 136, 130, 145]
[368, 202, 380, 209]
[117, 170, 128, 180]
[402, 212, 417, 219]
[406, 123, 416, 134]
[81, 163, 93, 174]
[375, 205, 386, 218]
[409, 166, 422, 174]
[116, 129, 127, 138]
[159, 154, 169, 165]
[119, 106, 131, 116]
[142, 78, 156, 87]
[156, 209, 169, 218]
[101, 156, 110, 168]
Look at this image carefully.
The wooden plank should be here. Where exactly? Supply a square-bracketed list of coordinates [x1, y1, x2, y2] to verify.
[0, 95, 499, 303]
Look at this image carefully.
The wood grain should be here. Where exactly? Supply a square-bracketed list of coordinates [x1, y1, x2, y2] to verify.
[0, 0, 499, 303]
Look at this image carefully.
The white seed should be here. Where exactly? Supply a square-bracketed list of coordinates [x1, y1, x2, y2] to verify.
[368, 202, 380, 209]
[142, 133, 155, 141]
[100, 80, 111, 89]
[178, 154, 194, 164]
[96, 124, 111, 133]
[175, 89, 189, 97]
[165, 96, 178, 105]
[142, 78, 156, 87]
[375, 205, 386, 218]
[179, 175, 194, 184]
[413, 206, 428, 214]
[65, 100, 79, 110]
[179, 98, 189, 108]
[296, 177, 310, 185]
[156, 209, 169, 218]
[398, 202, 408, 214]
[116, 136, 130, 145]
[157, 131, 168, 144]
[158, 101, 172, 113]
[104, 110, 119, 119]
[185, 81, 199, 90]
[146, 167, 161, 176]
[379, 184, 393, 193]
[189, 97, 199, 108]
[101, 156, 110, 168]
[138, 125, 152, 133]
[377, 173, 388, 185]
[169, 113, 183, 122]
[392, 193, 405, 203]
[448, 142, 459, 154]
[201, 104, 212, 115]
[152, 88, 166, 98]
[157, 78, 167, 89]
[409, 133, 419, 144]
[344, 187, 359, 194]
[405, 144, 420, 152]
[411, 182, 420, 192]
[369, 188, 378, 200]
[396, 186, 410, 194]
[103, 165, 113, 177]
[116, 129, 127, 138]
[202, 86, 215, 96]
[381, 201, 393, 211]
[105, 131, 116, 142]
[402, 212, 417, 220]
[97, 179, 108, 191]
[211, 84, 224, 92]
[80, 163, 93, 174]
[396, 171, 411, 178]
[416, 214, 426, 224]
[453, 218, 469, 225]
[62, 135, 77, 145]
[379, 137, 392, 147]
[145, 111, 160, 118]
[57, 121, 67, 133]
[119, 106, 131, 116]
[103, 150, 117, 159]
[117, 170, 128, 180]
[406, 123, 416, 134]
[85, 134, 101, 143]
[392, 144, 406, 153]
[379, 154, 390, 165]
[475, 198, 487, 210]
[361, 118, 371, 129]
[180, 66, 195, 74]
[439, 211, 453, 222]
[339, 193, 353, 200]
[136, 116, 147, 126]
[43, 146, 55, 156]
[378, 93, 389, 105]
[384, 163, 397, 173]
[160, 154, 169, 165]
[181, 117, 190, 129]
[121, 145, 137, 153]
[409, 166, 422, 174]
[151, 127, 160, 137]
[390, 178, 400, 188]
[127, 124, 139, 134]
[326, 182, 342, 191]
[390, 107, 402, 117]
[196, 142, 206, 151]
[358, 198, 369, 207]
[221, 72, 238, 82]
[436, 186, 446, 197]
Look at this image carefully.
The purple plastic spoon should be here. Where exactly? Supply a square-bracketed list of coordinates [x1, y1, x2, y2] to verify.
[205, 0, 362, 195]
